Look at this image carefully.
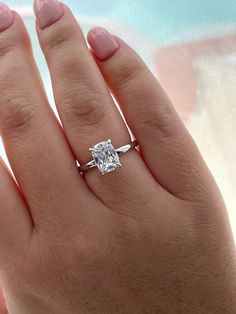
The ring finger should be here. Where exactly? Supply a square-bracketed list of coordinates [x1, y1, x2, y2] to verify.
[34, 1, 160, 206]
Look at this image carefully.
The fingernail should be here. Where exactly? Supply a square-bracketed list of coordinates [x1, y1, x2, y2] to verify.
[88, 27, 120, 61]
[33, 0, 63, 29]
[0, 3, 14, 32]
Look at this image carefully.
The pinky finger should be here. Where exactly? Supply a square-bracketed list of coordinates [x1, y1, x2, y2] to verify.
[0, 158, 33, 270]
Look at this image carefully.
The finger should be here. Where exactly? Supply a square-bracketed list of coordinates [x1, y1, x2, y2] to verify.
[0, 288, 7, 314]
[87, 28, 213, 200]
[34, 1, 160, 206]
[0, 158, 32, 270]
[0, 6, 91, 229]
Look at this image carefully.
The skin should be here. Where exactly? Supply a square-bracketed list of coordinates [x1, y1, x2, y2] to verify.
[0, 3, 235, 314]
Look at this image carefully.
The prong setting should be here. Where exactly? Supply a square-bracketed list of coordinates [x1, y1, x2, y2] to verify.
[78, 140, 138, 173]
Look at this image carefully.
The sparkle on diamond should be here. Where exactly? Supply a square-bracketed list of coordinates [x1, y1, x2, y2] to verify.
[91, 140, 122, 174]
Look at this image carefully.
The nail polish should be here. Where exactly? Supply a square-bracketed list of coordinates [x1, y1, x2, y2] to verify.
[88, 27, 120, 61]
[0, 3, 14, 32]
[33, 0, 63, 29]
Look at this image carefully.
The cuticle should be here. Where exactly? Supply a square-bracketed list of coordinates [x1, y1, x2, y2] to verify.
[8, 10, 16, 30]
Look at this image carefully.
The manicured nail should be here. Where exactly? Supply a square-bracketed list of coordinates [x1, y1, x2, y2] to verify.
[88, 27, 120, 61]
[0, 3, 14, 32]
[33, 0, 63, 29]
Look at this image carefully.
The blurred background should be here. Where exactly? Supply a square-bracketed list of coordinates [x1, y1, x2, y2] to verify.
[0, 0, 236, 237]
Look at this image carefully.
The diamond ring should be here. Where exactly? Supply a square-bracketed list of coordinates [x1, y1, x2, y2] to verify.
[78, 139, 138, 175]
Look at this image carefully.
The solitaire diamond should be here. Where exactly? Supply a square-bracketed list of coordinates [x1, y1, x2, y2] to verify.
[90, 140, 122, 175]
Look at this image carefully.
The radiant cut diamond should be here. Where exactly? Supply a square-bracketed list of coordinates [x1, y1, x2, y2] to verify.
[90, 140, 122, 175]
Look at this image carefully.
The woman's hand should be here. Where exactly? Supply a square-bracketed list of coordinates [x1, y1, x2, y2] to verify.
[0, 1, 235, 313]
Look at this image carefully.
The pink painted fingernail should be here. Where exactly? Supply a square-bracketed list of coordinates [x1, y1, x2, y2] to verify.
[88, 27, 120, 61]
[33, 0, 63, 29]
[0, 3, 14, 32]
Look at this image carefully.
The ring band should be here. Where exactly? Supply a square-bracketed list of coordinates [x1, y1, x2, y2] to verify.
[78, 139, 138, 175]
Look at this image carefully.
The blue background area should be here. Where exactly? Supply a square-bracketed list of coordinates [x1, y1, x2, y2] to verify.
[8, 0, 236, 44]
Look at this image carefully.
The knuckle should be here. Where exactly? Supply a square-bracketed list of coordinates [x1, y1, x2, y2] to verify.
[42, 23, 78, 56]
[0, 43, 25, 69]
[0, 25, 30, 59]
[0, 56, 25, 86]
[0, 96, 35, 135]
[140, 102, 177, 139]
[61, 87, 105, 128]
[111, 56, 142, 87]
[0, 40, 18, 58]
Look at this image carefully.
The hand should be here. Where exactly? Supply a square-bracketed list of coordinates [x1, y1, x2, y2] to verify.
[0, 1, 235, 313]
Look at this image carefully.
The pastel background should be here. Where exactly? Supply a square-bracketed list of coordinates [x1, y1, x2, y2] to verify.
[0, 1, 236, 238]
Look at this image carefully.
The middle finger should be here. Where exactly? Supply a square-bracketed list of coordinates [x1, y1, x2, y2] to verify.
[0, 8, 92, 229]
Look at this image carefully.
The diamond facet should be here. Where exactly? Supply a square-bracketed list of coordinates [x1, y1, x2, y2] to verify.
[91, 140, 122, 174]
